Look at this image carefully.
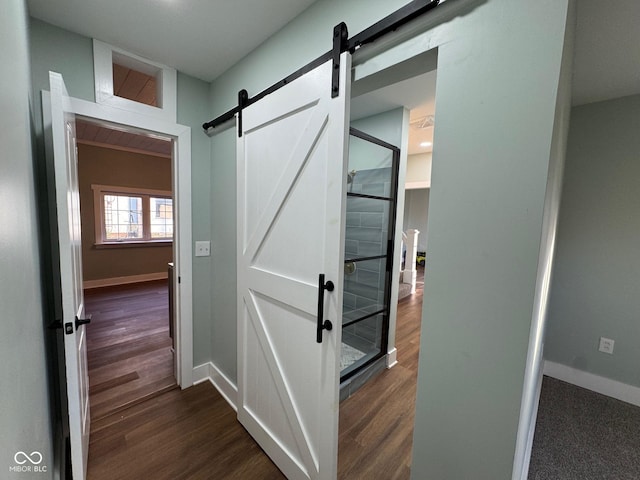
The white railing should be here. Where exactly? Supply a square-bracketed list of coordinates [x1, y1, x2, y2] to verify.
[401, 229, 420, 294]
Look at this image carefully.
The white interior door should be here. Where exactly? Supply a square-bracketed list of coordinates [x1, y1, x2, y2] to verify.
[48, 71, 90, 480]
[237, 52, 351, 479]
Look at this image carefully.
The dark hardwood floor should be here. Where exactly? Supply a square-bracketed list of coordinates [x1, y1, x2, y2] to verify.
[86, 274, 425, 479]
[84, 280, 176, 422]
[338, 275, 424, 479]
[88, 382, 283, 479]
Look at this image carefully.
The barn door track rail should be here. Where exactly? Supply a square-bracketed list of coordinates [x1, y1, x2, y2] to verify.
[202, 0, 441, 135]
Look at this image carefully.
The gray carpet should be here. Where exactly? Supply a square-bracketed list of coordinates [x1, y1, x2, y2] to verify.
[528, 376, 640, 479]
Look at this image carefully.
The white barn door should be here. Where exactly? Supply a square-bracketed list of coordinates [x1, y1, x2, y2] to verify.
[48, 72, 91, 479]
[236, 52, 351, 479]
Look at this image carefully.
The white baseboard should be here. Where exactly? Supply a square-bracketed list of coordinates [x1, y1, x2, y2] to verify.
[386, 347, 398, 369]
[83, 272, 167, 289]
[193, 361, 238, 411]
[544, 360, 640, 408]
[192, 363, 210, 384]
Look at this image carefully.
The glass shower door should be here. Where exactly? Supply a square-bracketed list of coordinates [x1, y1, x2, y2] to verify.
[341, 127, 400, 380]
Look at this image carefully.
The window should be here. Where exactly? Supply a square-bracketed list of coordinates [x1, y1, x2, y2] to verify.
[149, 197, 173, 239]
[112, 61, 159, 107]
[92, 185, 173, 245]
[103, 194, 143, 240]
[93, 40, 177, 121]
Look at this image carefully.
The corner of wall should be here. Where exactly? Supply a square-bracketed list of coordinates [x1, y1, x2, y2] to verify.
[193, 361, 238, 411]
[511, 1, 575, 477]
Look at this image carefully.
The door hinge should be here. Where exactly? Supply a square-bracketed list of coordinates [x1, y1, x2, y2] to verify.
[64, 322, 74, 335]
[178, 276, 181, 284]
[48, 319, 64, 330]
[331, 22, 349, 98]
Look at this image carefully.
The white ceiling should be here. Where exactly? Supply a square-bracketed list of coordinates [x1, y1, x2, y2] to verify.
[27, 0, 640, 154]
[351, 71, 437, 155]
[76, 119, 172, 157]
[572, 0, 640, 106]
[27, 0, 318, 82]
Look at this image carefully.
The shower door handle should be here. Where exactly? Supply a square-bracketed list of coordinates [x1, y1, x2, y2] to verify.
[317, 274, 334, 343]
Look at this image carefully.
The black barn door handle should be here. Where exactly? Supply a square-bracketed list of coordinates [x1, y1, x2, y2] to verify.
[317, 274, 334, 343]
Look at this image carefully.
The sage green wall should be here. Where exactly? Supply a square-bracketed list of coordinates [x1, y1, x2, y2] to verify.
[511, 4, 575, 474]
[403, 189, 430, 252]
[210, 0, 413, 115]
[177, 71, 213, 367]
[351, 109, 405, 148]
[1, 2, 53, 477]
[407, 1, 571, 478]
[209, 0, 571, 477]
[30, 18, 95, 105]
[209, 127, 237, 377]
[28, 18, 213, 366]
[545, 94, 640, 387]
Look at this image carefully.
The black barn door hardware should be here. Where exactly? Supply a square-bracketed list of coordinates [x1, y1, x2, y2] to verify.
[237, 89, 248, 137]
[317, 274, 334, 343]
[202, 0, 441, 134]
[332, 22, 348, 98]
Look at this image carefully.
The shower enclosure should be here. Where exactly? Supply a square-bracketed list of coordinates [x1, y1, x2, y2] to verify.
[341, 127, 400, 382]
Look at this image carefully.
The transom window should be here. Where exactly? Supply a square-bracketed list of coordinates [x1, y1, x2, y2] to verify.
[92, 185, 173, 244]
[93, 40, 177, 121]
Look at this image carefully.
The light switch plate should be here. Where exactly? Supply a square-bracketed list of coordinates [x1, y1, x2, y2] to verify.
[195, 241, 210, 257]
[598, 337, 615, 354]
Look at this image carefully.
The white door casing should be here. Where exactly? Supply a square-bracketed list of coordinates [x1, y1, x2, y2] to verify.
[48, 71, 90, 480]
[43, 85, 194, 389]
[236, 52, 351, 479]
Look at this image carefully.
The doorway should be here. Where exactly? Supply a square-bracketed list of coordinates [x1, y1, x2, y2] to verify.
[45, 81, 194, 478]
[74, 119, 177, 420]
[62, 94, 194, 388]
[337, 67, 436, 476]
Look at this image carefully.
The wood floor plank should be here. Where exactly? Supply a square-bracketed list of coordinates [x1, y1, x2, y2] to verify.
[90, 372, 140, 394]
[87, 383, 284, 480]
[338, 267, 424, 479]
[84, 280, 176, 422]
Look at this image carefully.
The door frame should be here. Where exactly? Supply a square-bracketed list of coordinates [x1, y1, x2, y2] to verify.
[57, 93, 194, 387]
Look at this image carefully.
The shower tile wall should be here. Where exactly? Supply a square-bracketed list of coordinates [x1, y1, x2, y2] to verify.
[343, 167, 391, 352]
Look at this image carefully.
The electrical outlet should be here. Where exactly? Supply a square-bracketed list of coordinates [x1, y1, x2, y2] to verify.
[195, 241, 210, 257]
[598, 337, 615, 355]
